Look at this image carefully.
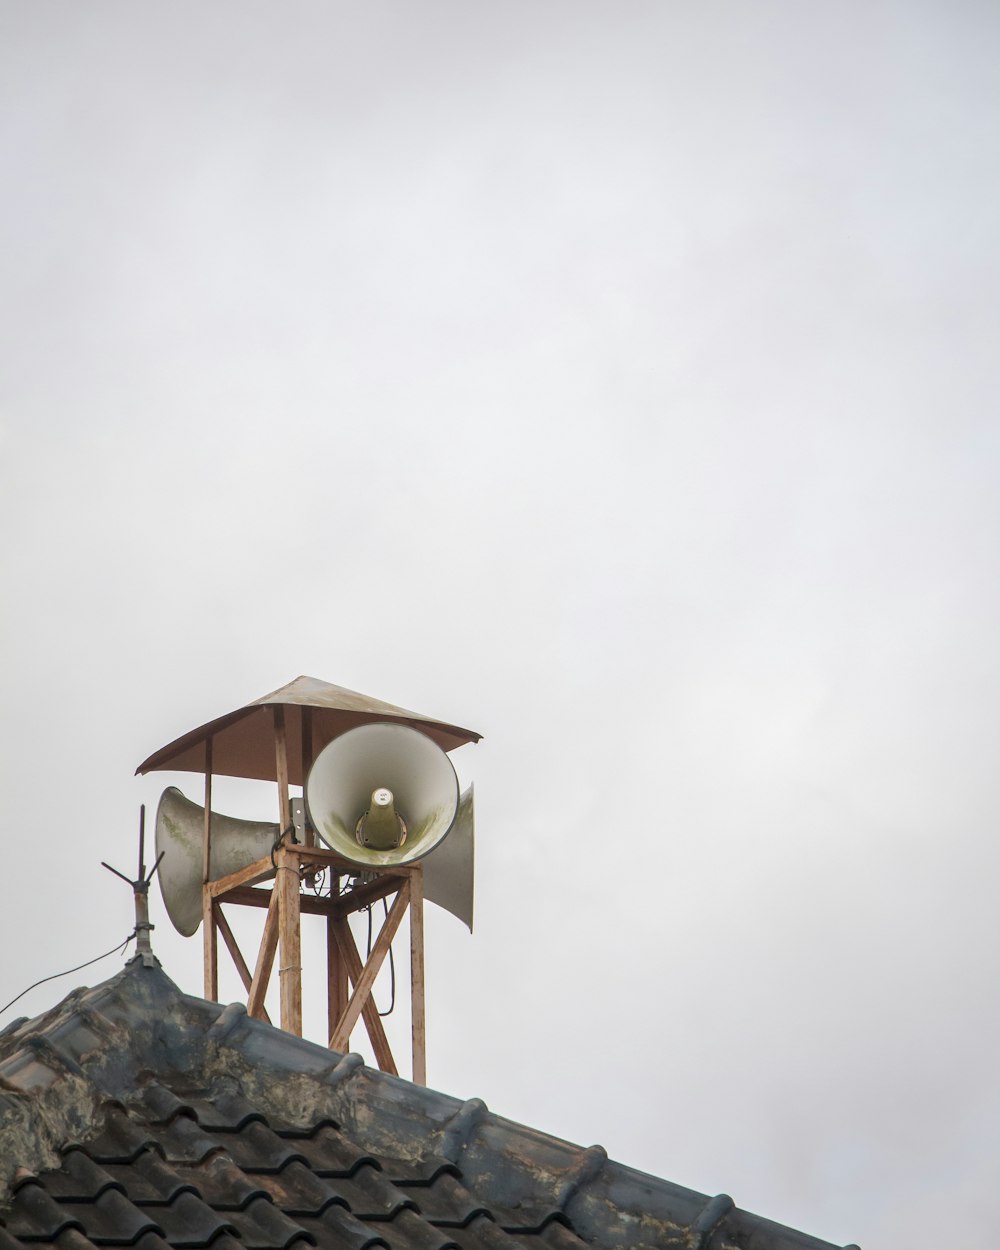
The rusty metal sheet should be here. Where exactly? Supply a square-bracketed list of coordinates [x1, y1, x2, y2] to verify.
[135, 675, 481, 784]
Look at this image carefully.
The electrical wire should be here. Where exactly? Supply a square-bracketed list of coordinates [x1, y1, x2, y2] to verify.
[364, 899, 397, 1019]
[379, 894, 396, 1018]
[0, 931, 136, 1019]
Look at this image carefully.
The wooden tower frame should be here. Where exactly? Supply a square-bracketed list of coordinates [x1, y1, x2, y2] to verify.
[198, 706, 426, 1083]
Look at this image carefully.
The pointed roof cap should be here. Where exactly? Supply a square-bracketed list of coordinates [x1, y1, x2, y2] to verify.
[135, 675, 481, 785]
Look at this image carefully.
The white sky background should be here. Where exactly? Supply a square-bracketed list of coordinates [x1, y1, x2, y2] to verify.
[1, 3, 999, 1246]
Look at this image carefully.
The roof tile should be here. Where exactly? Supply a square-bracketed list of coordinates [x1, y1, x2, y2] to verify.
[302, 1162, 414, 1221]
[224, 1196, 313, 1250]
[145, 1191, 237, 1248]
[397, 1173, 489, 1227]
[278, 1126, 376, 1178]
[39, 1156, 122, 1205]
[50, 1229, 103, 1250]
[130, 1234, 174, 1250]
[288, 1209, 387, 1250]
[363, 1209, 459, 1250]
[151, 1119, 222, 1169]
[92, 1152, 195, 1208]
[441, 1214, 527, 1250]
[62, 1187, 162, 1245]
[163, 1155, 268, 1212]
[205, 1123, 308, 1175]
[82, 1111, 160, 1166]
[249, 1161, 349, 1217]
[516, 1222, 588, 1250]
[5, 1180, 86, 1242]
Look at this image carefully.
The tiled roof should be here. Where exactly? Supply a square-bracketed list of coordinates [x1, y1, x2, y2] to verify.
[0, 960, 857, 1250]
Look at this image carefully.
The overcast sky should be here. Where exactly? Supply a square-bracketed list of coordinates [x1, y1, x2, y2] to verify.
[2, 4, 999, 1247]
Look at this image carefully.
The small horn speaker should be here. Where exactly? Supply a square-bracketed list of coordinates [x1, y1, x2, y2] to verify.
[423, 784, 475, 931]
[155, 786, 279, 937]
[306, 722, 459, 868]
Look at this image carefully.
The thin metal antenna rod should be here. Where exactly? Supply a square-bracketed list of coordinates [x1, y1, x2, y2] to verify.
[138, 804, 146, 881]
[102, 807, 164, 968]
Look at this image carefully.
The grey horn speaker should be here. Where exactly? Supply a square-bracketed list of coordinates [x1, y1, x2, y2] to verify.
[306, 722, 459, 869]
[155, 786, 279, 937]
[423, 784, 475, 931]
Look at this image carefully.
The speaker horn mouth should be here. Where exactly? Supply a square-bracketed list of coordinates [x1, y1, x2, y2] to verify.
[154, 786, 280, 937]
[306, 722, 459, 868]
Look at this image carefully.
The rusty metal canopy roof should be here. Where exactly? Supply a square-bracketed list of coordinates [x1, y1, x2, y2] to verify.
[135, 675, 481, 785]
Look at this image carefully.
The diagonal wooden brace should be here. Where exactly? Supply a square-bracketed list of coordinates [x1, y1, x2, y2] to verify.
[214, 903, 272, 1026]
[330, 916, 397, 1075]
[247, 886, 281, 1019]
[328, 880, 410, 1055]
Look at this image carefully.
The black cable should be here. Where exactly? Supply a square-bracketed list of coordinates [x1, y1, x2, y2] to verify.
[0, 931, 136, 1019]
[379, 902, 396, 1018]
[364, 900, 397, 1019]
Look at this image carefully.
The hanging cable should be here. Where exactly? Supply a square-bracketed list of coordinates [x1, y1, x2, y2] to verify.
[0, 931, 136, 1019]
[378, 894, 396, 1018]
[363, 899, 397, 1019]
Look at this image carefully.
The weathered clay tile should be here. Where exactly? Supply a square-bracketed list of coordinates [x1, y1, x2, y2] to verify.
[145, 1190, 237, 1246]
[223, 1195, 313, 1250]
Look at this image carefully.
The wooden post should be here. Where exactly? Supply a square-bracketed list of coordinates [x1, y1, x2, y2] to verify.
[272, 705, 302, 1036]
[409, 863, 426, 1086]
[277, 845, 302, 1035]
[327, 875, 348, 1041]
[202, 887, 218, 1001]
[202, 737, 217, 1000]
[301, 707, 315, 847]
[273, 706, 291, 831]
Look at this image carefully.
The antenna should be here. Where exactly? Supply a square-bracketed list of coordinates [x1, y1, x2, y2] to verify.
[102, 805, 164, 969]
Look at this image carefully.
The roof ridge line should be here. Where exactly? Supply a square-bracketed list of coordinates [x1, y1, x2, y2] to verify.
[556, 1144, 608, 1211]
[436, 1098, 488, 1163]
[324, 1052, 365, 1089]
[691, 1193, 735, 1250]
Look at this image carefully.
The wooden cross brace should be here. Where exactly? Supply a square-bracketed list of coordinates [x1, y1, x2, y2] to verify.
[201, 845, 427, 1085]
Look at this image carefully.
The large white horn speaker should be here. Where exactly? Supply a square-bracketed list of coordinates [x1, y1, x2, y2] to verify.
[306, 722, 459, 869]
[155, 786, 279, 937]
[423, 784, 475, 932]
